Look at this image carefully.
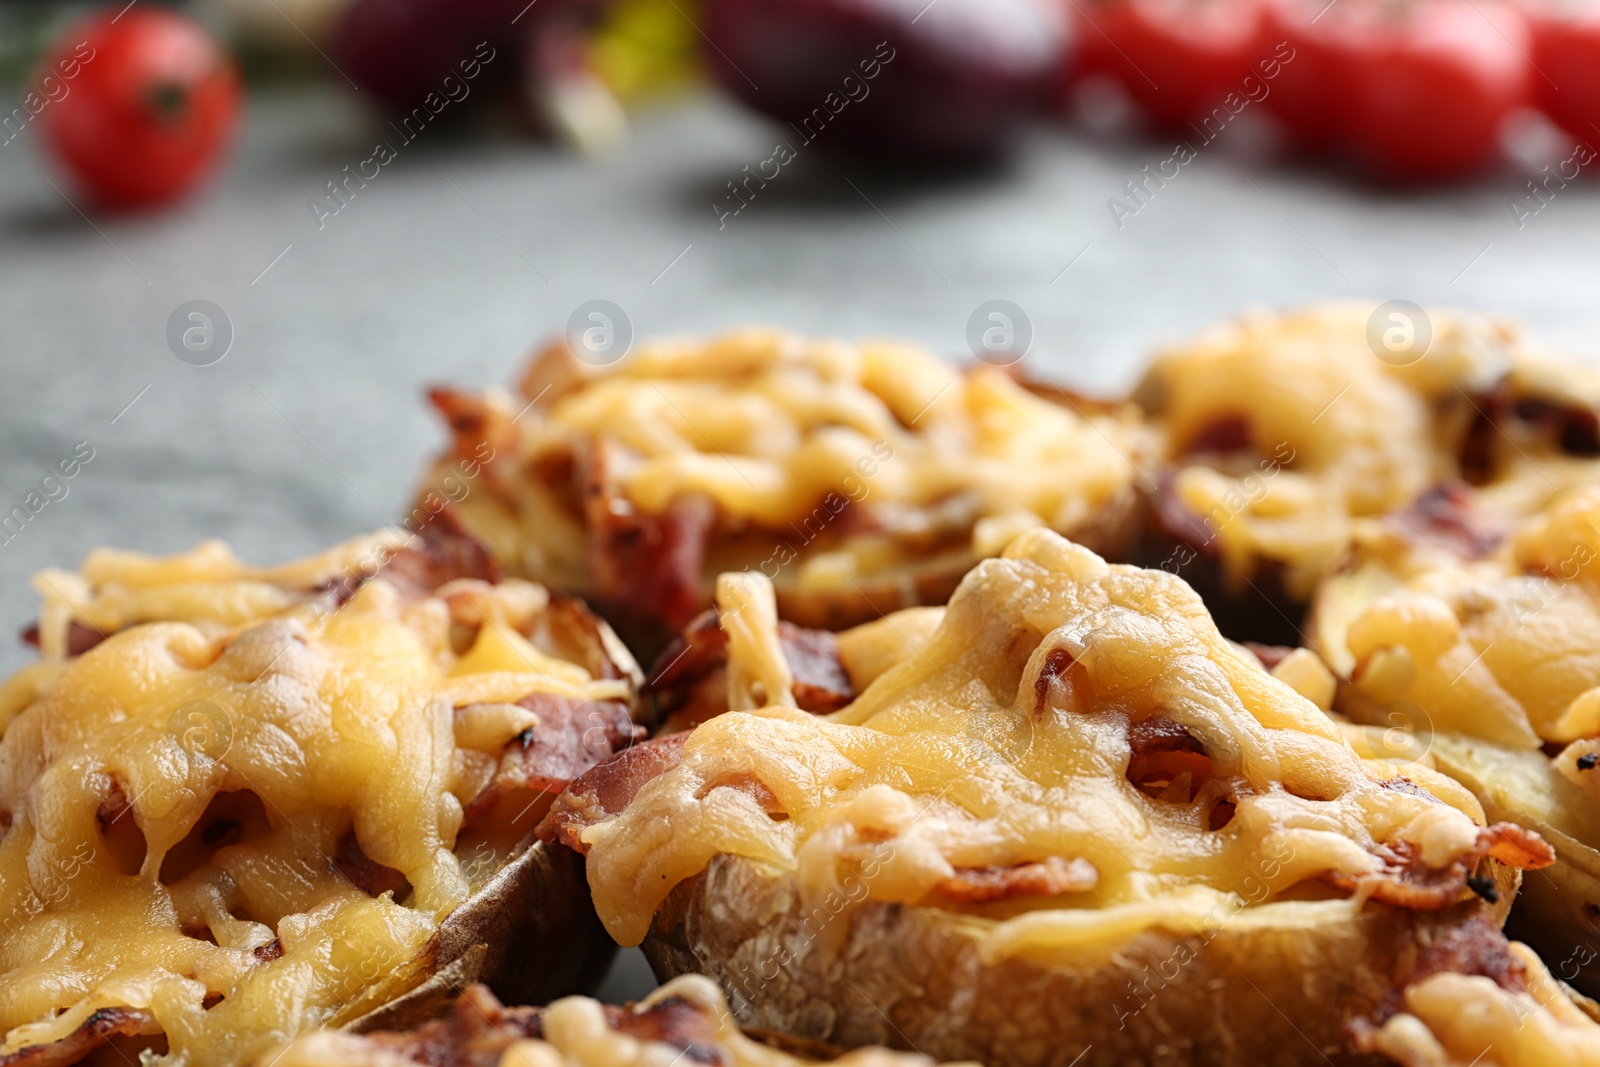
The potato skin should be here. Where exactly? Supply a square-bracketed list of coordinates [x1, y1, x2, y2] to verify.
[642, 855, 1511, 1067]
[350, 841, 613, 1033]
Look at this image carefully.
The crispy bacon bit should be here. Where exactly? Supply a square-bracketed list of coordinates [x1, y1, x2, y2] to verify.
[1207, 798, 1237, 830]
[1350, 915, 1528, 1050]
[1387, 484, 1506, 560]
[96, 782, 147, 877]
[782, 626, 854, 713]
[584, 442, 715, 635]
[1516, 397, 1600, 457]
[1458, 381, 1508, 486]
[315, 508, 500, 611]
[363, 984, 543, 1066]
[1126, 718, 1213, 803]
[0, 1008, 158, 1067]
[1181, 413, 1253, 457]
[389, 507, 502, 594]
[933, 856, 1098, 904]
[1031, 647, 1076, 716]
[537, 734, 690, 854]
[19, 620, 107, 657]
[1243, 642, 1294, 671]
[646, 610, 855, 727]
[647, 610, 728, 693]
[608, 996, 727, 1064]
[1321, 823, 1553, 910]
[333, 832, 411, 900]
[426, 387, 519, 470]
[253, 939, 283, 963]
[497, 696, 641, 809]
[356, 983, 731, 1067]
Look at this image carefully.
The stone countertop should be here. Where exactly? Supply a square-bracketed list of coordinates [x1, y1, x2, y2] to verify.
[3, 83, 1599, 1000]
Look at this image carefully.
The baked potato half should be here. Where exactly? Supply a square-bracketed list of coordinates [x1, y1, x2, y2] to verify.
[1132, 303, 1523, 645]
[259, 975, 963, 1067]
[542, 530, 1552, 1066]
[1312, 486, 1600, 996]
[0, 520, 642, 1066]
[417, 329, 1148, 655]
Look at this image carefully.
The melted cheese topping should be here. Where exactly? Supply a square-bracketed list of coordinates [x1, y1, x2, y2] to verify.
[1365, 944, 1600, 1067]
[30, 531, 410, 662]
[1334, 488, 1600, 753]
[0, 537, 630, 1067]
[436, 329, 1145, 591]
[1138, 303, 1510, 596]
[580, 530, 1490, 957]
[263, 975, 953, 1067]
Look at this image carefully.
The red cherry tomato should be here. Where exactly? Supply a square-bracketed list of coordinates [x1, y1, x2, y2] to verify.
[1261, 0, 1377, 154]
[1349, 0, 1528, 181]
[1524, 1, 1600, 140]
[1071, 0, 1264, 135]
[1265, 0, 1525, 180]
[37, 7, 241, 210]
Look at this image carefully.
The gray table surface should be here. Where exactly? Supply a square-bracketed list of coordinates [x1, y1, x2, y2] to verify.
[4, 84, 1600, 1001]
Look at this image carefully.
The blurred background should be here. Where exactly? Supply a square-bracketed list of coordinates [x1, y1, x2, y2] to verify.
[5, 0, 1600, 999]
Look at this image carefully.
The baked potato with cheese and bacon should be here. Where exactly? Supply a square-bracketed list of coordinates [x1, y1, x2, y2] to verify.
[418, 329, 1148, 656]
[1132, 303, 1569, 646]
[0, 519, 642, 1067]
[540, 529, 1553, 1067]
[1310, 485, 1600, 997]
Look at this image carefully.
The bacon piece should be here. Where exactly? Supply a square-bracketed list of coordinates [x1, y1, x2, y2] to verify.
[363, 984, 543, 1067]
[781, 626, 854, 713]
[646, 610, 855, 727]
[253, 939, 283, 963]
[95, 781, 147, 876]
[1243, 642, 1294, 671]
[0, 1008, 157, 1067]
[583, 443, 715, 635]
[1031, 647, 1076, 716]
[1515, 397, 1600, 457]
[537, 734, 690, 854]
[387, 508, 502, 594]
[426, 387, 518, 470]
[333, 831, 411, 900]
[462, 695, 644, 828]
[646, 611, 728, 695]
[1386, 484, 1506, 560]
[1126, 718, 1213, 803]
[932, 856, 1098, 904]
[1458, 378, 1510, 485]
[1321, 823, 1553, 911]
[315, 507, 501, 610]
[19, 620, 107, 657]
[1181, 413, 1253, 457]
[1349, 915, 1529, 1051]
[356, 983, 731, 1067]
